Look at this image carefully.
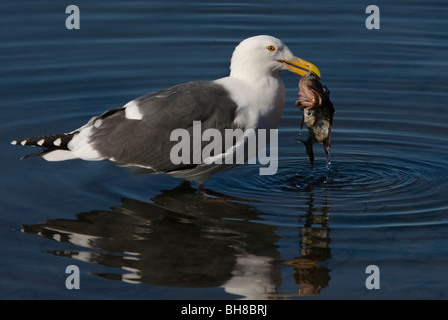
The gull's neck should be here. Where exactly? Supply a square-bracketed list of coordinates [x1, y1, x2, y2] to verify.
[214, 72, 285, 130]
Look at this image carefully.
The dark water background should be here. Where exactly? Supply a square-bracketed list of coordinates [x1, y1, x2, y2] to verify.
[1, 0, 447, 299]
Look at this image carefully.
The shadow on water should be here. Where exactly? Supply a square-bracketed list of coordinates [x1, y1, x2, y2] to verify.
[22, 181, 332, 299]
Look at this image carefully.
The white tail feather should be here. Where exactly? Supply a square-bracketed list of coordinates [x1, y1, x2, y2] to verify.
[42, 150, 78, 161]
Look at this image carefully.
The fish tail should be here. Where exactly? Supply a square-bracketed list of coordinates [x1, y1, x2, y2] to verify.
[299, 138, 315, 169]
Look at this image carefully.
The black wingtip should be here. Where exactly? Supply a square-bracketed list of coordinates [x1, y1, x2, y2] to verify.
[10, 133, 75, 150]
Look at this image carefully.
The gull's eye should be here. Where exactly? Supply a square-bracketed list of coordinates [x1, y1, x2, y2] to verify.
[267, 45, 276, 52]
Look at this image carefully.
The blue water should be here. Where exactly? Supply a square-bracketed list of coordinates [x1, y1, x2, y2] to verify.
[1, 0, 448, 299]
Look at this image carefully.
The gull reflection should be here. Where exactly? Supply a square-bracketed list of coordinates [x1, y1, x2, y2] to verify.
[22, 182, 332, 298]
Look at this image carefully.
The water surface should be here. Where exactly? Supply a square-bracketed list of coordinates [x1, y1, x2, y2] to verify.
[1, 0, 448, 299]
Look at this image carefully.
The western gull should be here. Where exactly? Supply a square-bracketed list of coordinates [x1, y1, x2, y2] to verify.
[11, 35, 320, 187]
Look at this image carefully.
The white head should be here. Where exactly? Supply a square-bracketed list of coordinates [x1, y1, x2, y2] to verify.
[229, 35, 320, 82]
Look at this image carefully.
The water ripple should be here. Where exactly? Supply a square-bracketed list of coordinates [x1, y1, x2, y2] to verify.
[216, 136, 448, 229]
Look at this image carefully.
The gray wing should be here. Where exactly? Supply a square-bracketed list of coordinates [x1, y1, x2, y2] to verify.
[86, 81, 240, 172]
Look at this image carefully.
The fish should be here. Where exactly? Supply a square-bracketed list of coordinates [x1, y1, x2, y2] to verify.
[296, 71, 335, 168]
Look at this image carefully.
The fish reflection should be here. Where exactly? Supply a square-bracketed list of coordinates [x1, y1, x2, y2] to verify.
[284, 194, 331, 296]
[22, 182, 332, 298]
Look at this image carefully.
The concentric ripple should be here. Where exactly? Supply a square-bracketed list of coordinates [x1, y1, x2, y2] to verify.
[215, 122, 448, 230]
[219, 153, 446, 199]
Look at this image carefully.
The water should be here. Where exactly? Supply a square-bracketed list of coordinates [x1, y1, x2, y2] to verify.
[1, 0, 448, 299]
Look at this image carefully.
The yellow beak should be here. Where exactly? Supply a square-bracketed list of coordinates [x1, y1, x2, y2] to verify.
[280, 57, 321, 78]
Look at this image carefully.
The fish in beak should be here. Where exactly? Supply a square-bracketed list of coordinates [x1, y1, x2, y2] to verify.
[296, 71, 335, 168]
